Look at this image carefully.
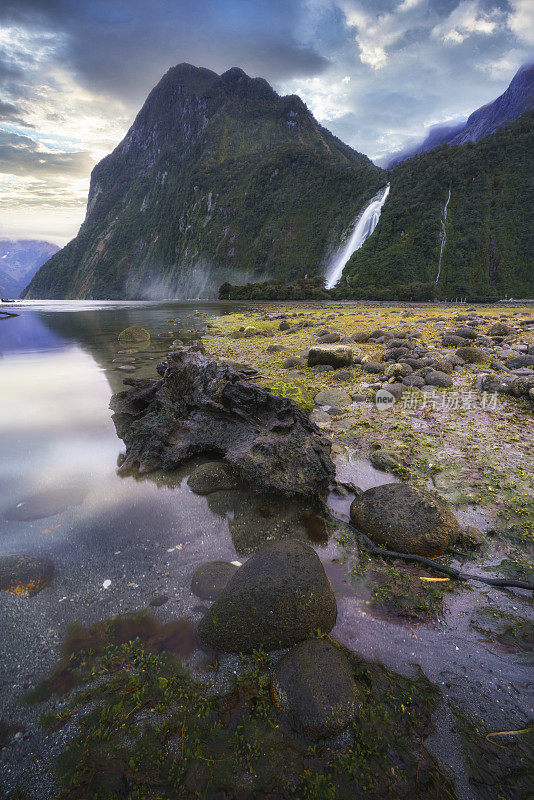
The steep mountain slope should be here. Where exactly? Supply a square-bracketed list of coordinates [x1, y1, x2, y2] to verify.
[388, 64, 534, 167]
[24, 64, 383, 299]
[0, 240, 59, 297]
[344, 111, 534, 300]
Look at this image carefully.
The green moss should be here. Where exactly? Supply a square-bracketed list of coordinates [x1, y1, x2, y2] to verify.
[28, 614, 456, 800]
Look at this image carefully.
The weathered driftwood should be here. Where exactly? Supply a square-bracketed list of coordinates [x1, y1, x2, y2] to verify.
[110, 348, 334, 498]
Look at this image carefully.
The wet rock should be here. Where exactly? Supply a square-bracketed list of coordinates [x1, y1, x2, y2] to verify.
[350, 483, 460, 557]
[308, 345, 353, 369]
[488, 322, 514, 337]
[187, 462, 240, 494]
[283, 357, 304, 369]
[314, 388, 352, 408]
[424, 370, 453, 388]
[149, 594, 169, 607]
[271, 639, 358, 737]
[5, 486, 87, 521]
[0, 554, 54, 596]
[191, 561, 239, 600]
[316, 333, 341, 344]
[362, 360, 383, 374]
[198, 540, 337, 652]
[457, 526, 484, 550]
[505, 354, 534, 369]
[455, 346, 491, 363]
[369, 449, 400, 472]
[117, 326, 151, 350]
[111, 349, 334, 498]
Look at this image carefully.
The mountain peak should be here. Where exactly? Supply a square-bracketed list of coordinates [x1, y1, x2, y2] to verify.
[387, 62, 534, 166]
[24, 63, 382, 300]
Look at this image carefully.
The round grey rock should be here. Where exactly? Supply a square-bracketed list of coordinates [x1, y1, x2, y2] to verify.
[455, 346, 491, 363]
[198, 540, 337, 653]
[350, 483, 460, 557]
[271, 639, 358, 737]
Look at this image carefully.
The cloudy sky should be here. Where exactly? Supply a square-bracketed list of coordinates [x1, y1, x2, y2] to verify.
[0, 0, 532, 244]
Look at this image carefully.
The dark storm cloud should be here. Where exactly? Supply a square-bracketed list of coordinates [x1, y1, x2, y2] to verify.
[0, 130, 92, 178]
[0, 100, 31, 127]
[0, 0, 329, 107]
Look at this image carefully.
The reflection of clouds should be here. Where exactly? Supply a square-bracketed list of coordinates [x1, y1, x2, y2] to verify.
[0, 348, 112, 432]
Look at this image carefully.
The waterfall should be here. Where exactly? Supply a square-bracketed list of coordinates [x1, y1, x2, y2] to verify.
[325, 184, 390, 290]
[435, 186, 451, 283]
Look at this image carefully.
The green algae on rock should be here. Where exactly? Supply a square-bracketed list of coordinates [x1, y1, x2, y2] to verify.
[271, 639, 359, 737]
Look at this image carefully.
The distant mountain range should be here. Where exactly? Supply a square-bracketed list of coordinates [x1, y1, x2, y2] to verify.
[387, 63, 534, 167]
[24, 62, 534, 301]
[0, 240, 59, 297]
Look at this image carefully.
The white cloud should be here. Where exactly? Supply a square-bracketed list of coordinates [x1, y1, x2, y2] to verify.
[507, 0, 534, 46]
[432, 1, 502, 45]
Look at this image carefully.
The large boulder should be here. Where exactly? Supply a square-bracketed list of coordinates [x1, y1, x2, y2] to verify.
[271, 639, 358, 737]
[110, 349, 334, 498]
[505, 355, 534, 369]
[350, 484, 460, 557]
[308, 345, 353, 369]
[198, 540, 337, 653]
[423, 370, 453, 388]
[455, 346, 491, 363]
[488, 322, 513, 337]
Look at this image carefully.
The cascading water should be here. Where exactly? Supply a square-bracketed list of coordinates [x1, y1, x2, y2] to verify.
[435, 186, 451, 283]
[325, 184, 390, 290]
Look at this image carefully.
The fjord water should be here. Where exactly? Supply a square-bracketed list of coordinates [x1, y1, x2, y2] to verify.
[325, 184, 390, 289]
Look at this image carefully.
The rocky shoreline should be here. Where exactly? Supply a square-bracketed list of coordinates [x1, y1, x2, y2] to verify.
[2, 301, 533, 800]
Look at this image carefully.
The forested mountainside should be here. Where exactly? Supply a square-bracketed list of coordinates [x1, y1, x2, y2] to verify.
[23, 64, 383, 299]
[343, 111, 534, 300]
